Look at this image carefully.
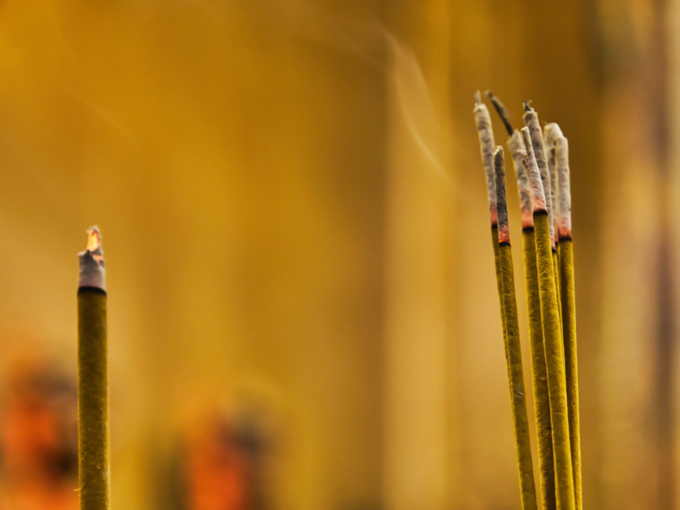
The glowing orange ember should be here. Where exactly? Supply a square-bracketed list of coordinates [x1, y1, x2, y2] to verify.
[86, 229, 100, 252]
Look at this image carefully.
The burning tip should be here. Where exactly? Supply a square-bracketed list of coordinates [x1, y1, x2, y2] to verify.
[79, 226, 105, 290]
[85, 226, 102, 255]
[523, 101, 533, 112]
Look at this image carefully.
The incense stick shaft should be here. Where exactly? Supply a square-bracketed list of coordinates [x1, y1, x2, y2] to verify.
[560, 240, 582, 510]
[492, 226, 504, 312]
[534, 213, 575, 510]
[553, 251, 563, 330]
[78, 289, 109, 510]
[497, 243, 538, 510]
[522, 228, 557, 510]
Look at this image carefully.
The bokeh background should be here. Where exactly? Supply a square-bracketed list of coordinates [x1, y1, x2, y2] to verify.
[0, 0, 677, 509]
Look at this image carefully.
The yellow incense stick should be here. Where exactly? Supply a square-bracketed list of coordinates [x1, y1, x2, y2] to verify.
[78, 227, 110, 510]
[556, 136, 582, 510]
[494, 148, 538, 510]
[559, 239, 580, 509]
[522, 128, 575, 510]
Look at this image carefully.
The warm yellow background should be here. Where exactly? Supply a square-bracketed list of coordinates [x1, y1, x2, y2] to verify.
[0, 1, 677, 509]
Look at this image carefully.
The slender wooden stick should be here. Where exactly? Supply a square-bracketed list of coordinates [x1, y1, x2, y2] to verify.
[522, 128, 575, 510]
[78, 227, 110, 510]
[494, 147, 538, 510]
[556, 136, 582, 510]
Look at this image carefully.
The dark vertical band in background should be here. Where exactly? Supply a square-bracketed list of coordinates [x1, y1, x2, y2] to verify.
[653, 0, 674, 507]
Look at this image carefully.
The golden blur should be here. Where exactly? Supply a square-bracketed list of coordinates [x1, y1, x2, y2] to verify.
[0, 0, 677, 509]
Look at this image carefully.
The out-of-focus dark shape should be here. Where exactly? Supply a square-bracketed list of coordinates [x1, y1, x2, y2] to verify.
[0, 354, 78, 509]
[162, 398, 273, 510]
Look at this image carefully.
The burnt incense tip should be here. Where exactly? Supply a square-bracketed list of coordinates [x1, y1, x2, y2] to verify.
[556, 136, 573, 239]
[519, 132, 547, 213]
[475, 90, 482, 105]
[486, 90, 514, 136]
[79, 225, 106, 291]
[523, 101, 533, 112]
[493, 145, 504, 164]
[544, 123, 564, 148]
[493, 146, 510, 244]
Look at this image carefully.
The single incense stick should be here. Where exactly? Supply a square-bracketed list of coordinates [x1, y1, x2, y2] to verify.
[522, 128, 575, 510]
[493, 147, 538, 510]
[523, 104, 555, 249]
[556, 135, 583, 510]
[473, 93, 505, 313]
[77, 226, 110, 510]
[524, 106, 563, 334]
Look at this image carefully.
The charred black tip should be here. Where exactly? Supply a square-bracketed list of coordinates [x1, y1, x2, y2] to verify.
[523, 100, 534, 112]
[486, 90, 514, 136]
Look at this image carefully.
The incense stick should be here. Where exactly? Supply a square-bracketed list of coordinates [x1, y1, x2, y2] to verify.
[522, 128, 575, 510]
[77, 226, 110, 510]
[473, 93, 505, 314]
[494, 147, 538, 510]
[523, 104, 555, 249]
[556, 135, 582, 510]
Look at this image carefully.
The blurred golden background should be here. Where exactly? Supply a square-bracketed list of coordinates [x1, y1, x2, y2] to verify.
[0, 0, 677, 509]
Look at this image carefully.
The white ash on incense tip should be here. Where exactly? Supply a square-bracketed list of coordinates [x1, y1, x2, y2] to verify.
[473, 97, 498, 224]
[556, 136, 572, 239]
[508, 130, 533, 229]
[523, 108, 555, 245]
[78, 225, 106, 290]
[521, 127, 547, 213]
[544, 123, 564, 240]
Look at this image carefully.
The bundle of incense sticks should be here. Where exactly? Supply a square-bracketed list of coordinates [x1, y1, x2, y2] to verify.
[474, 92, 582, 510]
